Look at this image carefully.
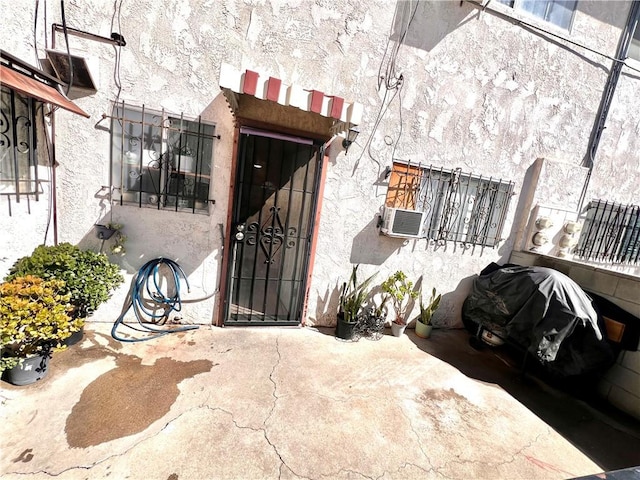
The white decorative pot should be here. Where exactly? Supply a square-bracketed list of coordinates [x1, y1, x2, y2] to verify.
[390, 323, 407, 337]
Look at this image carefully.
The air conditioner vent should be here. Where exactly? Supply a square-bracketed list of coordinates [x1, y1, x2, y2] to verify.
[45, 49, 97, 95]
[380, 207, 426, 238]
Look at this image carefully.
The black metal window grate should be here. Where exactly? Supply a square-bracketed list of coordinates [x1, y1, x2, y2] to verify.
[111, 101, 216, 213]
[575, 200, 640, 265]
[386, 162, 515, 248]
[1, 86, 40, 215]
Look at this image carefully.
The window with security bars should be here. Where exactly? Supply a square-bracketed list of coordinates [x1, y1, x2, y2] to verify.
[575, 200, 640, 265]
[111, 102, 216, 213]
[385, 162, 514, 247]
[1, 86, 40, 206]
[496, 0, 577, 30]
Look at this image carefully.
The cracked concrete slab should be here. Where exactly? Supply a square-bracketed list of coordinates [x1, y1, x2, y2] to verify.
[0, 324, 616, 479]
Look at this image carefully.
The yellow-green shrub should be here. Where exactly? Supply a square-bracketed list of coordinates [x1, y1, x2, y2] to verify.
[0, 276, 81, 371]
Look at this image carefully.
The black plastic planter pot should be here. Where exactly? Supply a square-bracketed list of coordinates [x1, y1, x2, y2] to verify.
[63, 326, 85, 347]
[2, 354, 50, 386]
[336, 313, 356, 340]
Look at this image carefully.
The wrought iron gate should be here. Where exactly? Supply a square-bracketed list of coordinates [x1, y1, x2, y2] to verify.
[225, 127, 322, 325]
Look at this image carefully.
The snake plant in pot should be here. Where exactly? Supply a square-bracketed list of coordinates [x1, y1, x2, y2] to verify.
[381, 270, 418, 337]
[336, 265, 376, 340]
[415, 287, 442, 339]
[1, 276, 82, 385]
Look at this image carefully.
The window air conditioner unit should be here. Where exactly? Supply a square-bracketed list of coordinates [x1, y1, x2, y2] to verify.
[380, 207, 426, 238]
[44, 50, 98, 99]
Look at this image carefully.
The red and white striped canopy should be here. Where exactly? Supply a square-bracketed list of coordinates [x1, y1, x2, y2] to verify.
[219, 63, 362, 131]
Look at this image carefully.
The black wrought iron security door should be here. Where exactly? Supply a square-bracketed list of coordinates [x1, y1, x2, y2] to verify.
[226, 128, 322, 325]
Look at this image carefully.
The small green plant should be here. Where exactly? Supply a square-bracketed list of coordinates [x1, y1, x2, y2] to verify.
[418, 287, 441, 326]
[107, 223, 127, 255]
[339, 265, 377, 324]
[6, 243, 124, 318]
[0, 276, 82, 371]
[371, 291, 389, 319]
[381, 270, 418, 325]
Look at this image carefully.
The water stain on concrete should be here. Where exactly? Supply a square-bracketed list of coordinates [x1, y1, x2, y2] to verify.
[12, 448, 34, 463]
[419, 388, 485, 432]
[55, 331, 121, 370]
[65, 355, 213, 448]
[420, 388, 468, 404]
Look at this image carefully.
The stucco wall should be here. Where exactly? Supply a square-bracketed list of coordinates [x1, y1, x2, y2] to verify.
[1, 0, 638, 328]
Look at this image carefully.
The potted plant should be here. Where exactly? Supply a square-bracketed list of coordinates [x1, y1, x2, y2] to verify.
[359, 292, 389, 341]
[107, 223, 127, 255]
[5, 243, 124, 344]
[381, 270, 418, 337]
[1, 276, 82, 385]
[95, 223, 127, 255]
[415, 287, 442, 339]
[336, 264, 376, 341]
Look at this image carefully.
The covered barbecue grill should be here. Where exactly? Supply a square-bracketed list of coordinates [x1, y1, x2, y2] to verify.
[462, 264, 615, 378]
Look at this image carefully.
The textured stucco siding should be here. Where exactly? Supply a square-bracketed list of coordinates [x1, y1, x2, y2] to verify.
[1, 0, 638, 328]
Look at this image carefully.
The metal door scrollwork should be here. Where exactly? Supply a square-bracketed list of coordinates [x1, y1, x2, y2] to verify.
[245, 206, 297, 264]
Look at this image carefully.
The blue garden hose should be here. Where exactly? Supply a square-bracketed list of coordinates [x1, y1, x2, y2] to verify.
[111, 258, 199, 342]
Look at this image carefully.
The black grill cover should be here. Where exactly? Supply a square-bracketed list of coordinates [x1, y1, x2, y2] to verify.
[462, 265, 614, 377]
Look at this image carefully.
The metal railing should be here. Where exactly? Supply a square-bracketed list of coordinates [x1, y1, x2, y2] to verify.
[0, 87, 40, 216]
[111, 101, 216, 213]
[575, 200, 640, 265]
[387, 162, 515, 248]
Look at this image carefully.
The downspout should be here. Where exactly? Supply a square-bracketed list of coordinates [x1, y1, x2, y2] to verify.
[51, 109, 58, 245]
[50, 23, 59, 245]
[578, 0, 640, 211]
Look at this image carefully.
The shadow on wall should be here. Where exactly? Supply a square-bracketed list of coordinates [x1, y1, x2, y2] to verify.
[310, 269, 475, 329]
[392, 0, 629, 54]
[391, 0, 476, 52]
[576, 1, 629, 28]
[76, 209, 218, 280]
[499, 160, 539, 261]
[435, 274, 476, 328]
[313, 283, 341, 326]
[326, 138, 344, 167]
[349, 214, 406, 265]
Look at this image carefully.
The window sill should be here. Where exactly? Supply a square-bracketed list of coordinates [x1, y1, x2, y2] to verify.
[464, 0, 574, 40]
[117, 200, 211, 216]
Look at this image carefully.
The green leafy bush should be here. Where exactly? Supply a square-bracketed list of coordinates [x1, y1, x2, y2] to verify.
[0, 276, 82, 371]
[5, 243, 124, 318]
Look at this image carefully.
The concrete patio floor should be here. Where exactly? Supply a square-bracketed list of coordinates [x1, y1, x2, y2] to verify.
[1, 323, 639, 480]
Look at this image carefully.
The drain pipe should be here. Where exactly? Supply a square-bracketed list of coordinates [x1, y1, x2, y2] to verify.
[50, 111, 59, 245]
[578, 0, 640, 211]
[50, 22, 60, 245]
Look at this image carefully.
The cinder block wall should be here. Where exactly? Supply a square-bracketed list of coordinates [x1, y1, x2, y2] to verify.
[510, 251, 640, 420]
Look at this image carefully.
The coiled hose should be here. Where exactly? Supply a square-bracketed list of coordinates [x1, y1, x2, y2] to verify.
[111, 258, 199, 342]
